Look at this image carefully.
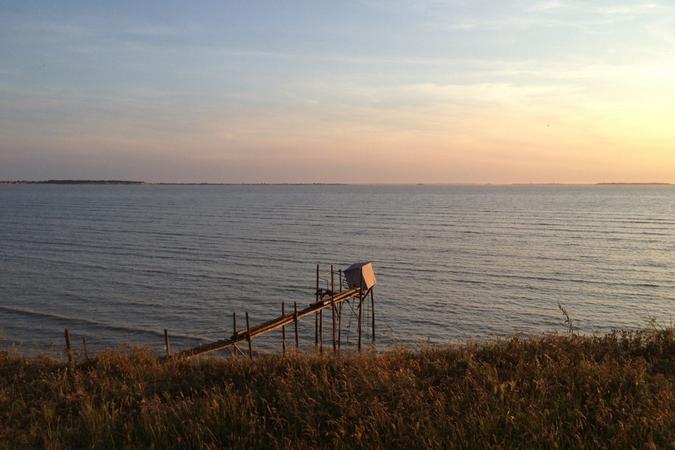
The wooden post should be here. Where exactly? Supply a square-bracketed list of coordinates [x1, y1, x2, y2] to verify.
[82, 336, 89, 361]
[337, 303, 342, 351]
[358, 278, 363, 352]
[315, 312, 319, 351]
[231, 312, 237, 360]
[319, 310, 323, 353]
[64, 328, 72, 364]
[358, 298, 363, 352]
[245, 312, 253, 359]
[316, 263, 320, 302]
[371, 289, 375, 343]
[315, 263, 320, 353]
[294, 302, 299, 350]
[331, 265, 336, 353]
[164, 329, 171, 358]
[338, 268, 343, 351]
[281, 302, 286, 355]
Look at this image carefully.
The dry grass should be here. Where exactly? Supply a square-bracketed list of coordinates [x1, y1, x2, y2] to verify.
[0, 329, 673, 449]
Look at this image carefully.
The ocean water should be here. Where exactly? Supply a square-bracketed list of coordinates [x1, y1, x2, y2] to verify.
[0, 184, 673, 355]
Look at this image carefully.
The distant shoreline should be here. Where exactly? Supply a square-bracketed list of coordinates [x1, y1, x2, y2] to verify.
[0, 180, 145, 185]
[0, 180, 672, 186]
[594, 182, 672, 186]
[0, 180, 347, 186]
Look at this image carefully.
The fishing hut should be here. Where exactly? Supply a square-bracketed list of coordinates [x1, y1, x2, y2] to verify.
[166, 262, 377, 359]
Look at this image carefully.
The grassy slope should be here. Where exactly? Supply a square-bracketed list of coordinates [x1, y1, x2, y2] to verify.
[0, 329, 673, 449]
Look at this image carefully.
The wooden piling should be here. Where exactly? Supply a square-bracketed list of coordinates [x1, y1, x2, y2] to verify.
[358, 278, 364, 352]
[232, 312, 237, 360]
[331, 265, 336, 353]
[281, 302, 286, 355]
[316, 263, 320, 302]
[319, 310, 323, 353]
[315, 312, 319, 351]
[338, 268, 343, 351]
[371, 289, 375, 343]
[64, 328, 72, 364]
[82, 336, 89, 361]
[315, 263, 320, 352]
[337, 303, 342, 351]
[294, 302, 299, 350]
[245, 312, 253, 359]
[164, 329, 171, 358]
[358, 298, 363, 352]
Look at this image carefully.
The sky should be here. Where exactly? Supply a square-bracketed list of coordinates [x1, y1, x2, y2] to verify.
[1, 0, 674, 183]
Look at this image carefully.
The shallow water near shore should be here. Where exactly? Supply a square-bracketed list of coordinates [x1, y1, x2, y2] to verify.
[1, 184, 673, 354]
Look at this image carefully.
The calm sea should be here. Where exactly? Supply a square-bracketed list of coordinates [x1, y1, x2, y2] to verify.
[1, 184, 673, 355]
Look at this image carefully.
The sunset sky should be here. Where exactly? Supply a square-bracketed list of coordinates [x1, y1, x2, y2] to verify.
[1, 1, 674, 183]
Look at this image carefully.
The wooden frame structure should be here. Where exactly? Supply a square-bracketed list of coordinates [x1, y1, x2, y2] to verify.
[167, 263, 376, 360]
[60, 263, 377, 362]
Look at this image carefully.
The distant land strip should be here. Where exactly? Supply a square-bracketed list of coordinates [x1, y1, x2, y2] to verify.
[595, 182, 673, 185]
[1, 180, 672, 186]
[0, 180, 347, 186]
[0, 180, 145, 185]
[156, 182, 348, 186]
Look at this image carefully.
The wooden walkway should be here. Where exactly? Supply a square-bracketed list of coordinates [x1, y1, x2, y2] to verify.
[172, 285, 368, 359]
[60, 264, 376, 363]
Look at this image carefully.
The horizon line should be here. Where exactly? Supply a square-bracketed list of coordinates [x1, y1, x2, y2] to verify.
[1, 180, 673, 187]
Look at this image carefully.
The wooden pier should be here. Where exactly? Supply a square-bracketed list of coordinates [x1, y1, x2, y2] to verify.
[60, 262, 377, 362]
[169, 262, 376, 359]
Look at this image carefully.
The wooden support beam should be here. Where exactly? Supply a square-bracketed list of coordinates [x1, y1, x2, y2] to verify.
[315, 263, 320, 302]
[332, 304, 337, 353]
[331, 265, 336, 353]
[314, 312, 319, 351]
[319, 310, 323, 353]
[82, 336, 89, 361]
[233, 344, 245, 357]
[232, 313, 237, 360]
[371, 289, 375, 343]
[358, 278, 363, 352]
[164, 329, 171, 358]
[358, 298, 363, 352]
[294, 302, 299, 350]
[245, 312, 252, 359]
[338, 268, 343, 352]
[281, 302, 286, 355]
[64, 328, 72, 364]
[315, 263, 320, 353]
[337, 303, 342, 351]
